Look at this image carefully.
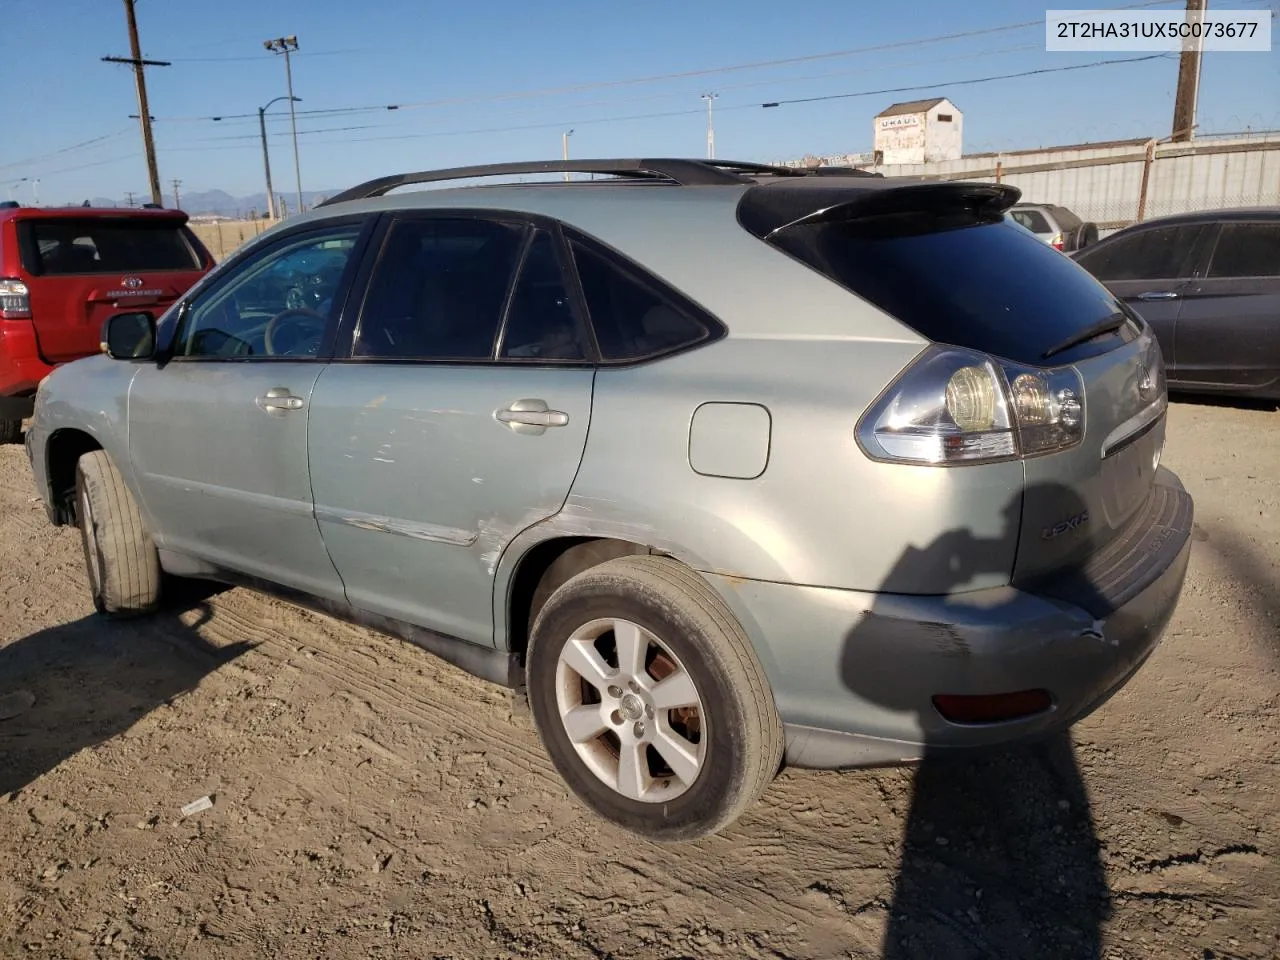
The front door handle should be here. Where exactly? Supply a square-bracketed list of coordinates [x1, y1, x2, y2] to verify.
[1137, 291, 1179, 301]
[256, 386, 304, 416]
[496, 398, 569, 435]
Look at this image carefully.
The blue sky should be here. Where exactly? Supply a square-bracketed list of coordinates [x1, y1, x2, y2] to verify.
[1, 0, 1276, 205]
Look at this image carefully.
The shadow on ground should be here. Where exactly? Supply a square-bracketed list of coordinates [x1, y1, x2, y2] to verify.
[840, 482, 1128, 959]
[0, 582, 248, 797]
[1170, 391, 1279, 413]
[1199, 524, 1280, 658]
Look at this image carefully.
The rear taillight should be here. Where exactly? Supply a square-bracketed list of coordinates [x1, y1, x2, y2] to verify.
[0, 278, 30, 320]
[857, 345, 1085, 466]
[1051, 233, 1065, 251]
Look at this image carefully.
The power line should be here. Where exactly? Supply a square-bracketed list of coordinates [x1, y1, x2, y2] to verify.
[164, 52, 1173, 157]
[193, 123, 386, 144]
[188, 41, 1049, 134]
[231, 52, 1180, 150]
[0, 129, 132, 173]
[142, 0, 1191, 125]
[162, 48, 361, 63]
[759, 53, 1171, 109]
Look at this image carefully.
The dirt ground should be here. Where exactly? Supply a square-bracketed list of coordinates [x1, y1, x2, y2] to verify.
[1, 397, 1277, 960]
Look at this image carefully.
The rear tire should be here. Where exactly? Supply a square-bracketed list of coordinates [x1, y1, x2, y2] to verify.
[0, 419, 20, 445]
[526, 555, 784, 841]
[75, 450, 161, 617]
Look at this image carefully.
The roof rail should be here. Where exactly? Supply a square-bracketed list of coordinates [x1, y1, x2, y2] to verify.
[316, 157, 880, 208]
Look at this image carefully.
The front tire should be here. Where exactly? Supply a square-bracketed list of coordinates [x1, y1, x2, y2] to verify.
[0, 418, 20, 445]
[75, 451, 161, 617]
[526, 555, 784, 841]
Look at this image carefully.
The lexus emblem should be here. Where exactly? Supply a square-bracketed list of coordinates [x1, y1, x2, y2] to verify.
[120, 276, 144, 289]
[1136, 364, 1155, 401]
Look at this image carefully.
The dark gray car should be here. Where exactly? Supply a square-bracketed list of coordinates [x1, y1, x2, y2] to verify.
[1073, 208, 1280, 401]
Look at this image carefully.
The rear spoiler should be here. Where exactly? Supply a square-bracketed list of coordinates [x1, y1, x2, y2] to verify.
[737, 181, 1023, 241]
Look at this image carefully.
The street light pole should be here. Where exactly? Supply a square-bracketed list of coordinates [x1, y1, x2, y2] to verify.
[257, 95, 300, 220]
[701, 93, 719, 160]
[264, 36, 303, 214]
[562, 129, 574, 181]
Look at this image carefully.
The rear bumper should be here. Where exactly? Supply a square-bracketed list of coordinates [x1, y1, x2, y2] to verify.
[702, 468, 1194, 770]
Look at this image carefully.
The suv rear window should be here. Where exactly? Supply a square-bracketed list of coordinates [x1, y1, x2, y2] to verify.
[763, 208, 1136, 365]
[1010, 209, 1050, 233]
[19, 218, 201, 276]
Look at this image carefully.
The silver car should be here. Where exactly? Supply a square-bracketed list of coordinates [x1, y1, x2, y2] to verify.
[25, 158, 1194, 841]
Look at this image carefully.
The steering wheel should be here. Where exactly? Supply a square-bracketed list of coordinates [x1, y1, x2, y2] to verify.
[263, 307, 326, 356]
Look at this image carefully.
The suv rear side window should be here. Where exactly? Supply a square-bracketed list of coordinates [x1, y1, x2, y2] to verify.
[1207, 222, 1280, 278]
[569, 238, 713, 361]
[1073, 224, 1206, 282]
[21, 218, 201, 275]
[764, 208, 1136, 365]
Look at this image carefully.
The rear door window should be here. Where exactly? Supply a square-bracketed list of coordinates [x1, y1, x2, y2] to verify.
[1073, 224, 1206, 282]
[1206, 222, 1280, 278]
[20, 218, 202, 275]
[353, 217, 526, 361]
[761, 208, 1139, 365]
[497, 229, 589, 362]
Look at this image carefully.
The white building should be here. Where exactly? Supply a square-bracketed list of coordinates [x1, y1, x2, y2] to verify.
[873, 98, 963, 166]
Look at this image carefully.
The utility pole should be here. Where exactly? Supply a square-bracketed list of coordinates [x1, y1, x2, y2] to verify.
[701, 93, 719, 160]
[171, 178, 182, 209]
[1171, 0, 1207, 142]
[562, 129, 574, 182]
[125, 191, 136, 207]
[264, 36, 303, 214]
[103, 0, 169, 206]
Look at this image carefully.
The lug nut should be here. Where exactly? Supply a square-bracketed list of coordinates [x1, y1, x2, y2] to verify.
[627, 680, 639, 693]
[607, 685, 622, 698]
[633, 721, 645, 738]
[610, 710, 623, 726]
[646, 704, 655, 718]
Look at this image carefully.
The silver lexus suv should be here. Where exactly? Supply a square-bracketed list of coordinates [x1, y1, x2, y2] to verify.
[26, 158, 1194, 841]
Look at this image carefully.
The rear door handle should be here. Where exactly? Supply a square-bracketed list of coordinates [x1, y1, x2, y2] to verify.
[496, 398, 569, 434]
[256, 386, 304, 415]
[1137, 291, 1179, 301]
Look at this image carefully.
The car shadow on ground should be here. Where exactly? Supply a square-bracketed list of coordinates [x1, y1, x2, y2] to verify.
[0, 581, 249, 798]
[840, 482, 1122, 959]
[1199, 524, 1280, 658]
[1169, 391, 1278, 413]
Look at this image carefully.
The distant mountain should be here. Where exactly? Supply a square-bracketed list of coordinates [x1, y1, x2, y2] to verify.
[63, 189, 340, 217]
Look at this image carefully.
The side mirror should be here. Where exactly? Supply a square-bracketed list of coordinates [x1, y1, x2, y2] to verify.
[101, 312, 157, 360]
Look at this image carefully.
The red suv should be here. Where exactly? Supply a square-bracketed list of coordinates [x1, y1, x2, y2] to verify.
[0, 203, 214, 442]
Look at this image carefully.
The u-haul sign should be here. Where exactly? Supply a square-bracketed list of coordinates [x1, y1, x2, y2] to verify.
[878, 114, 921, 130]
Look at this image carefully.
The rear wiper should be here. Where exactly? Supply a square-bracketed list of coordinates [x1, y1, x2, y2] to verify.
[1041, 313, 1128, 361]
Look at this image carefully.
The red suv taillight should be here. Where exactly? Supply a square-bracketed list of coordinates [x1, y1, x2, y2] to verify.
[1050, 232, 1065, 251]
[0, 278, 31, 319]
